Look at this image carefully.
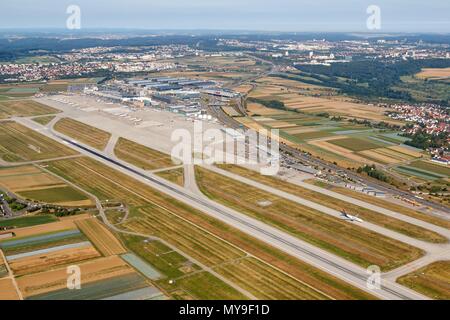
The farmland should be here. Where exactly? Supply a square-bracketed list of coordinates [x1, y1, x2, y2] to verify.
[242, 103, 421, 168]
[16, 255, 137, 298]
[76, 218, 126, 256]
[0, 165, 93, 207]
[54, 118, 111, 151]
[195, 166, 424, 271]
[409, 160, 450, 177]
[7, 243, 100, 276]
[0, 279, 20, 300]
[0, 215, 165, 300]
[0, 121, 78, 162]
[397, 261, 450, 300]
[216, 164, 447, 243]
[0, 215, 57, 229]
[0, 230, 88, 256]
[308, 179, 450, 229]
[415, 67, 450, 80]
[0, 100, 59, 119]
[114, 137, 178, 170]
[44, 157, 376, 299]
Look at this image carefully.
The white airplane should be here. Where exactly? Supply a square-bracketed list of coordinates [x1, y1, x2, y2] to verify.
[341, 210, 363, 223]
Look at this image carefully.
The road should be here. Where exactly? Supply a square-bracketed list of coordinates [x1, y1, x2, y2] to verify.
[12, 116, 429, 300]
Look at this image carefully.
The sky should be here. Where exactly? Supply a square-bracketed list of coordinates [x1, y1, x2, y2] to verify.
[0, 0, 449, 33]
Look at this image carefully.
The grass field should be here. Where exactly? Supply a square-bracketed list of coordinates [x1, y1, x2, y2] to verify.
[18, 186, 91, 205]
[216, 164, 447, 243]
[0, 100, 59, 119]
[329, 137, 386, 152]
[1, 231, 88, 256]
[0, 165, 92, 207]
[195, 166, 423, 271]
[114, 138, 178, 170]
[76, 218, 126, 256]
[32, 115, 56, 126]
[409, 161, 450, 177]
[155, 167, 184, 186]
[308, 180, 450, 230]
[0, 215, 58, 229]
[0, 121, 78, 162]
[44, 157, 376, 299]
[397, 261, 450, 300]
[54, 118, 111, 151]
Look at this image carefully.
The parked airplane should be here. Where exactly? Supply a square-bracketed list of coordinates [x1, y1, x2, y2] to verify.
[341, 210, 364, 223]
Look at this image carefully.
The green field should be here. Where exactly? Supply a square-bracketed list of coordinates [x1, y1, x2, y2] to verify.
[397, 261, 450, 300]
[195, 166, 423, 271]
[409, 161, 450, 177]
[0, 215, 58, 229]
[294, 130, 335, 140]
[18, 186, 90, 204]
[0, 121, 78, 162]
[45, 157, 376, 300]
[2, 232, 88, 256]
[395, 166, 444, 181]
[329, 137, 385, 152]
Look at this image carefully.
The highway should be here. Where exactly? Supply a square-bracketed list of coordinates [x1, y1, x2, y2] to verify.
[13, 116, 429, 300]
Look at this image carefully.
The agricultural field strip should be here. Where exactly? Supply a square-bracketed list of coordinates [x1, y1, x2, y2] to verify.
[0, 230, 81, 248]
[6, 241, 91, 261]
[102, 286, 165, 300]
[212, 165, 448, 243]
[121, 253, 164, 280]
[50, 159, 337, 300]
[0, 248, 23, 300]
[26, 271, 150, 300]
[203, 165, 440, 253]
[75, 218, 126, 256]
[16, 255, 137, 298]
